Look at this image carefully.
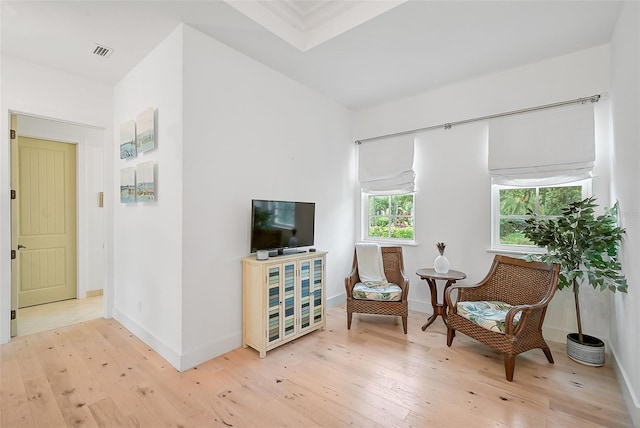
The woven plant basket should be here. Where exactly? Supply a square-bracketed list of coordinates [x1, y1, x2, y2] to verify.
[566, 333, 605, 367]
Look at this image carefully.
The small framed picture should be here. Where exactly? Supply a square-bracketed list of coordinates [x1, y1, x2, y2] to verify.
[136, 107, 155, 153]
[120, 120, 136, 159]
[136, 161, 155, 202]
[120, 167, 136, 203]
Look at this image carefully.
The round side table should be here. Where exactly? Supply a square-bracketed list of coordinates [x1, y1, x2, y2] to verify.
[416, 268, 466, 330]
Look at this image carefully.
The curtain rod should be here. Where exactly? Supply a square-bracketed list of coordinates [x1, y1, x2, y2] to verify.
[354, 93, 602, 144]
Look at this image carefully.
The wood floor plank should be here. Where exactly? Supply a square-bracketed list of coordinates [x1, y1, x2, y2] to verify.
[0, 343, 35, 428]
[63, 324, 175, 427]
[22, 375, 67, 427]
[194, 356, 320, 427]
[0, 305, 634, 427]
[549, 394, 633, 428]
[191, 365, 321, 427]
[11, 336, 47, 382]
[47, 325, 110, 406]
[204, 353, 325, 427]
[88, 320, 208, 421]
[128, 381, 192, 428]
[285, 360, 411, 426]
[25, 330, 100, 427]
[87, 397, 135, 428]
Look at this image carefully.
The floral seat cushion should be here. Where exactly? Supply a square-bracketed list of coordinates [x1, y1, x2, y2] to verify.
[456, 301, 521, 334]
[352, 281, 402, 302]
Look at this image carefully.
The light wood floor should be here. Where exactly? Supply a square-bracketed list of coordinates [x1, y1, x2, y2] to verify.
[17, 296, 103, 337]
[1, 306, 633, 427]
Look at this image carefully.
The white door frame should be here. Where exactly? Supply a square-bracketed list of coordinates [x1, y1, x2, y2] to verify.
[9, 113, 106, 334]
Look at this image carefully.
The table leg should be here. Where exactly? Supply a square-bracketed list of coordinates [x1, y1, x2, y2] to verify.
[422, 278, 440, 330]
[421, 312, 439, 331]
[422, 278, 456, 330]
[441, 279, 455, 324]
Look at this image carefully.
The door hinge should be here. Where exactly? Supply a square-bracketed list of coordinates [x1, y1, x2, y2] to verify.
[11, 310, 16, 320]
[11, 250, 16, 260]
[10, 129, 16, 139]
[11, 190, 16, 200]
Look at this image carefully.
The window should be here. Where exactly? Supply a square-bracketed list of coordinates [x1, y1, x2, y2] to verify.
[492, 180, 590, 251]
[366, 193, 415, 241]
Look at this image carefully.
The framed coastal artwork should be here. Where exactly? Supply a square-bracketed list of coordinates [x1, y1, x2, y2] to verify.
[120, 120, 136, 159]
[120, 167, 136, 203]
[136, 161, 155, 202]
[136, 107, 155, 153]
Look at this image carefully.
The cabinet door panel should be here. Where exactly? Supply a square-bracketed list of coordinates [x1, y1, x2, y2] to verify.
[282, 262, 297, 338]
[313, 258, 324, 324]
[267, 266, 282, 344]
[299, 260, 311, 329]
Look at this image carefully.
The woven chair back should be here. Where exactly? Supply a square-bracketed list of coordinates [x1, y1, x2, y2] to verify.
[380, 247, 404, 286]
[486, 259, 556, 306]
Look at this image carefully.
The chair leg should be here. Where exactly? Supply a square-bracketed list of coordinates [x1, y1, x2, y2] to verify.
[504, 355, 516, 382]
[347, 311, 353, 330]
[402, 316, 407, 334]
[542, 346, 554, 364]
[446, 328, 455, 346]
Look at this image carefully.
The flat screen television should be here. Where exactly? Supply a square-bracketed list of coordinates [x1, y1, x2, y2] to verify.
[250, 199, 315, 254]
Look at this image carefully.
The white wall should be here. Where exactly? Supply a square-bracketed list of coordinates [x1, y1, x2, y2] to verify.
[180, 25, 354, 369]
[352, 45, 612, 344]
[112, 27, 185, 368]
[609, 2, 640, 425]
[0, 55, 113, 344]
[111, 25, 354, 370]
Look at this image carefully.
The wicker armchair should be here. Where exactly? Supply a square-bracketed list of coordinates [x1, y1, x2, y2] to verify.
[345, 246, 410, 333]
[444, 255, 559, 381]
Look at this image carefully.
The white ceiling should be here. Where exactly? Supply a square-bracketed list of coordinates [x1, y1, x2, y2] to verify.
[224, 0, 407, 51]
[0, 1, 624, 110]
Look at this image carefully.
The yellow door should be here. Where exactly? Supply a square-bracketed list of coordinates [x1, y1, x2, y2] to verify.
[17, 136, 77, 307]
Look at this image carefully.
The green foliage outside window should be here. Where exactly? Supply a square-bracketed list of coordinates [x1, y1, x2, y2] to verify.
[368, 194, 414, 240]
[499, 185, 582, 245]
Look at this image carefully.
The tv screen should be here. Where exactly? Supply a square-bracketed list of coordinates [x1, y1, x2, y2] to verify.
[251, 199, 315, 253]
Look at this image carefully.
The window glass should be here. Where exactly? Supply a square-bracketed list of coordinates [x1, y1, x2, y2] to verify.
[539, 186, 582, 216]
[366, 194, 414, 241]
[494, 182, 588, 249]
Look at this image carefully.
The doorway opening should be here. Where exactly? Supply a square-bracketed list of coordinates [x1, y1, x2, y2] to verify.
[10, 113, 105, 337]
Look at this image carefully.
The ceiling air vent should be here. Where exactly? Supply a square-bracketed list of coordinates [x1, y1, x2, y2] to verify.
[92, 44, 113, 58]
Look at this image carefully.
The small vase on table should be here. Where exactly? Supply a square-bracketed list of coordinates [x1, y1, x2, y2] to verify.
[434, 242, 450, 274]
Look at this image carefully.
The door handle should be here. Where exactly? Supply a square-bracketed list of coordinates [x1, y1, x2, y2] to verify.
[17, 245, 27, 250]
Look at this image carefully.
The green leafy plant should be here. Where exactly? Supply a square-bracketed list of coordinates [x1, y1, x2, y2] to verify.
[522, 197, 627, 343]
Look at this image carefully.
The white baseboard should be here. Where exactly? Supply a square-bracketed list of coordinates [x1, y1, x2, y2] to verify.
[326, 293, 346, 308]
[113, 306, 243, 371]
[408, 298, 429, 314]
[610, 343, 640, 427]
[180, 332, 242, 371]
[541, 326, 573, 346]
[112, 307, 181, 370]
[86, 289, 103, 298]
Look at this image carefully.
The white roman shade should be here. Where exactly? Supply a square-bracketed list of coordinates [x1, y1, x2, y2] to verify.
[488, 103, 595, 186]
[357, 134, 415, 194]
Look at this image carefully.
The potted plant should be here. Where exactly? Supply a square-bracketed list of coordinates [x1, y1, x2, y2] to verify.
[522, 196, 627, 366]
